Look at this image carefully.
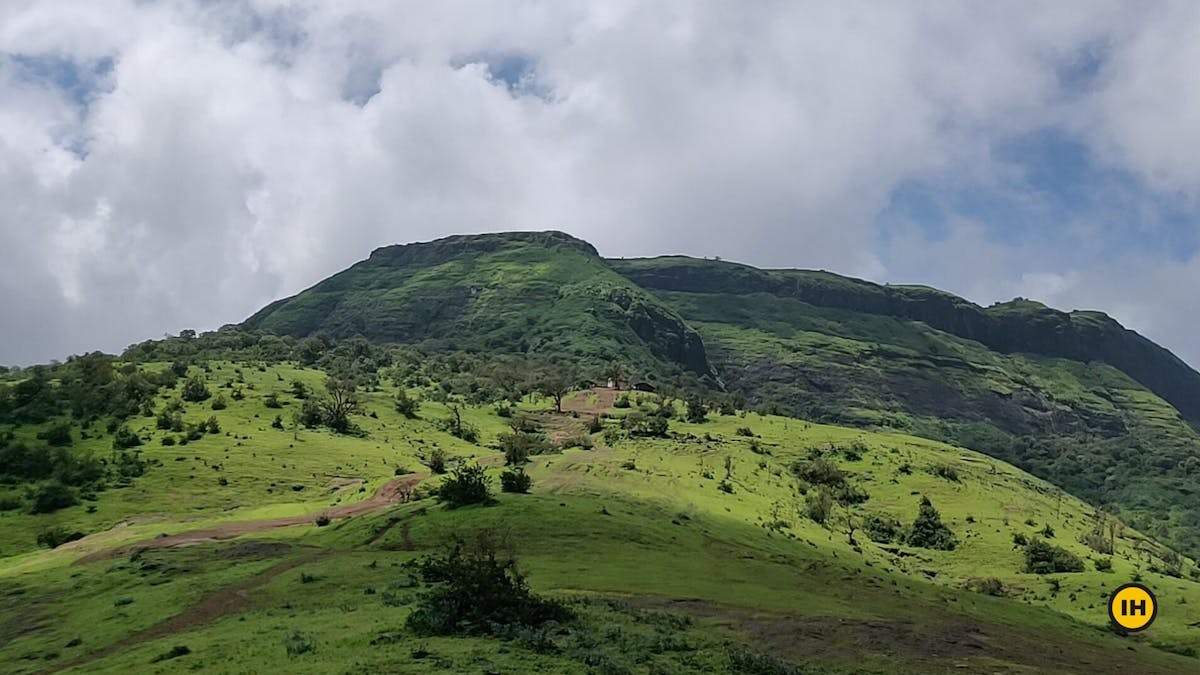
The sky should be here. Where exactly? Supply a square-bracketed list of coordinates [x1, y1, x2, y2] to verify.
[1, 1, 1199, 368]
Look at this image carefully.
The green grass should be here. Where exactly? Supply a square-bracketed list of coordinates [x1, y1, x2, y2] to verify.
[3, 367, 1200, 672]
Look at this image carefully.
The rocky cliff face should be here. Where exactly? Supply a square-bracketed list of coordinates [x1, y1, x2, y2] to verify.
[612, 256, 1200, 422]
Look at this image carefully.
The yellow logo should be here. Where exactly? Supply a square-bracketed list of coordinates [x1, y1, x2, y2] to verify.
[1108, 583, 1157, 632]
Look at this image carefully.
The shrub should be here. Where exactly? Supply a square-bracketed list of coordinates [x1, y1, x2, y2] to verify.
[150, 646, 191, 663]
[717, 480, 735, 494]
[436, 407, 479, 443]
[271, 415, 284, 430]
[929, 463, 960, 482]
[791, 458, 847, 489]
[500, 469, 532, 494]
[621, 411, 668, 437]
[863, 513, 902, 543]
[804, 489, 833, 524]
[426, 448, 447, 474]
[291, 380, 309, 399]
[315, 513, 332, 527]
[1094, 557, 1114, 572]
[725, 645, 804, 675]
[283, 631, 315, 657]
[210, 395, 227, 411]
[0, 493, 22, 511]
[405, 534, 572, 636]
[1023, 539, 1084, 574]
[499, 431, 552, 466]
[587, 415, 603, 433]
[1012, 532, 1029, 547]
[1039, 524, 1055, 538]
[264, 393, 283, 409]
[965, 577, 1007, 597]
[36, 526, 86, 549]
[160, 435, 177, 446]
[181, 375, 210, 402]
[684, 396, 708, 423]
[435, 464, 493, 508]
[37, 422, 73, 447]
[559, 434, 594, 450]
[834, 484, 870, 505]
[205, 416, 221, 434]
[395, 388, 420, 418]
[29, 481, 78, 514]
[906, 496, 957, 550]
[112, 425, 142, 449]
[613, 395, 631, 409]
[734, 426, 754, 437]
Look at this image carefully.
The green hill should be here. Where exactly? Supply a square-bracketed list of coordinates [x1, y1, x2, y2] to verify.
[4, 230, 1200, 672]
[1, 359, 1199, 673]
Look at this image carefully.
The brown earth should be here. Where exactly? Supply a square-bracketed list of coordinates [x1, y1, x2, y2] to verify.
[72, 472, 426, 565]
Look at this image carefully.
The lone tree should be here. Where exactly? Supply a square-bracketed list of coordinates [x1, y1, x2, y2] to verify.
[906, 496, 957, 550]
[319, 377, 361, 433]
[537, 363, 578, 414]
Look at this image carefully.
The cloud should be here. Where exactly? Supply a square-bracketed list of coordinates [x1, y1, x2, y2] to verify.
[0, 1, 1197, 370]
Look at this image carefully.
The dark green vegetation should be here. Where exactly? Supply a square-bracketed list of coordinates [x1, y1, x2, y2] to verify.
[4, 231, 1200, 673]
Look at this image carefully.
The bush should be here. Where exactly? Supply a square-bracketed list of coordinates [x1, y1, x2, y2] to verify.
[500, 469, 532, 494]
[264, 393, 283, 409]
[427, 448, 447, 474]
[621, 411, 669, 437]
[160, 435, 176, 446]
[271, 415, 284, 430]
[405, 534, 572, 636]
[112, 425, 142, 449]
[283, 631, 315, 657]
[150, 645, 191, 664]
[1039, 524, 1055, 538]
[205, 416, 221, 434]
[1023, 539, 1084, 574]
[37, 422, 73, 447]
[684, 396, 708, 423]
[210, 395, 227, 411]
[436, 407, 479, 443]
[559, 434, 594, 450]
[725, 645, 804, 675]
[929, 463, 960, 482]
[315, 513, 331, 527]
[29, 481, 78, 514]
[499, 431, 552, 466]
[791, 458, 847, 489]
[0, 493, 22, 511]
[804, 490, 833, 524]
[1094, 557, 1114, 572]
[1012, 532, 1029, 547]
[587, 415, 603, 433]
[36, 526, 86, 549]
[181, 375, 210, 402]
[395, 388, 420, 418]
[734, 426, 754, 437]
[613, 395, 631, 409]
[435, 464, 493, 508]
[965, 577, 1007, 597]
[906, 496, 957, 550]
[863, 513, 902, 543]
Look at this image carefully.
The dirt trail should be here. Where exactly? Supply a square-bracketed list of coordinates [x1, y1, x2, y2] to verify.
[73, 473, 426, 565]
[49, 553, 321, 674]
[561, 387, 618, 414]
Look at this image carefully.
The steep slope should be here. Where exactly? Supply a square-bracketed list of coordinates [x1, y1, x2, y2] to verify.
[245, 231, 712, 379]
[611, 255, 1200, 554]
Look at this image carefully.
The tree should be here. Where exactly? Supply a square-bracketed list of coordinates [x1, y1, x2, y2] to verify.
[318, 377, 361, 433]
[685, 395, 708, 423]
[1023, 539, 1084, 574]
[435, 464, 493, 508]
[394, 387, 420, 418]
[181, 374, 210, 402]
[906, 496, 957, 550]
[537, 364, 578, 413]
[602, 362, 627, 389]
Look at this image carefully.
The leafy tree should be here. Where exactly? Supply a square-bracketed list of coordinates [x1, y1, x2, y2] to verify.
[210, 394, 227, 411]
[792, 458, 848, 489]
[685, 395, 708, 423]
[29, 480, 77, 514]
[536, 364, 578, 413]
[180, 374, 210, 403]
[863, 513, 903, 543]
[804, 489, 833, 524]
[621, 411, 669, 437]
[437, 405, 479, 443]
[499, 431, 552, 466]
[906, 496, 957, 550]
[112, 425, 142, 449]
[318, 378, 361, 433]
[291, 380, 310, 399]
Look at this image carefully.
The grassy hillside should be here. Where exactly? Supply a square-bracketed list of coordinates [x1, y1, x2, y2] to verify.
[609, 256, 1200, 556]
[2, 360, 1200, 673]
[243, 231, 712, 380]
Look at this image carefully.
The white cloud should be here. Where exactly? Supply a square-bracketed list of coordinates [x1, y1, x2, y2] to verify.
[0, 1, 1197, 369]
